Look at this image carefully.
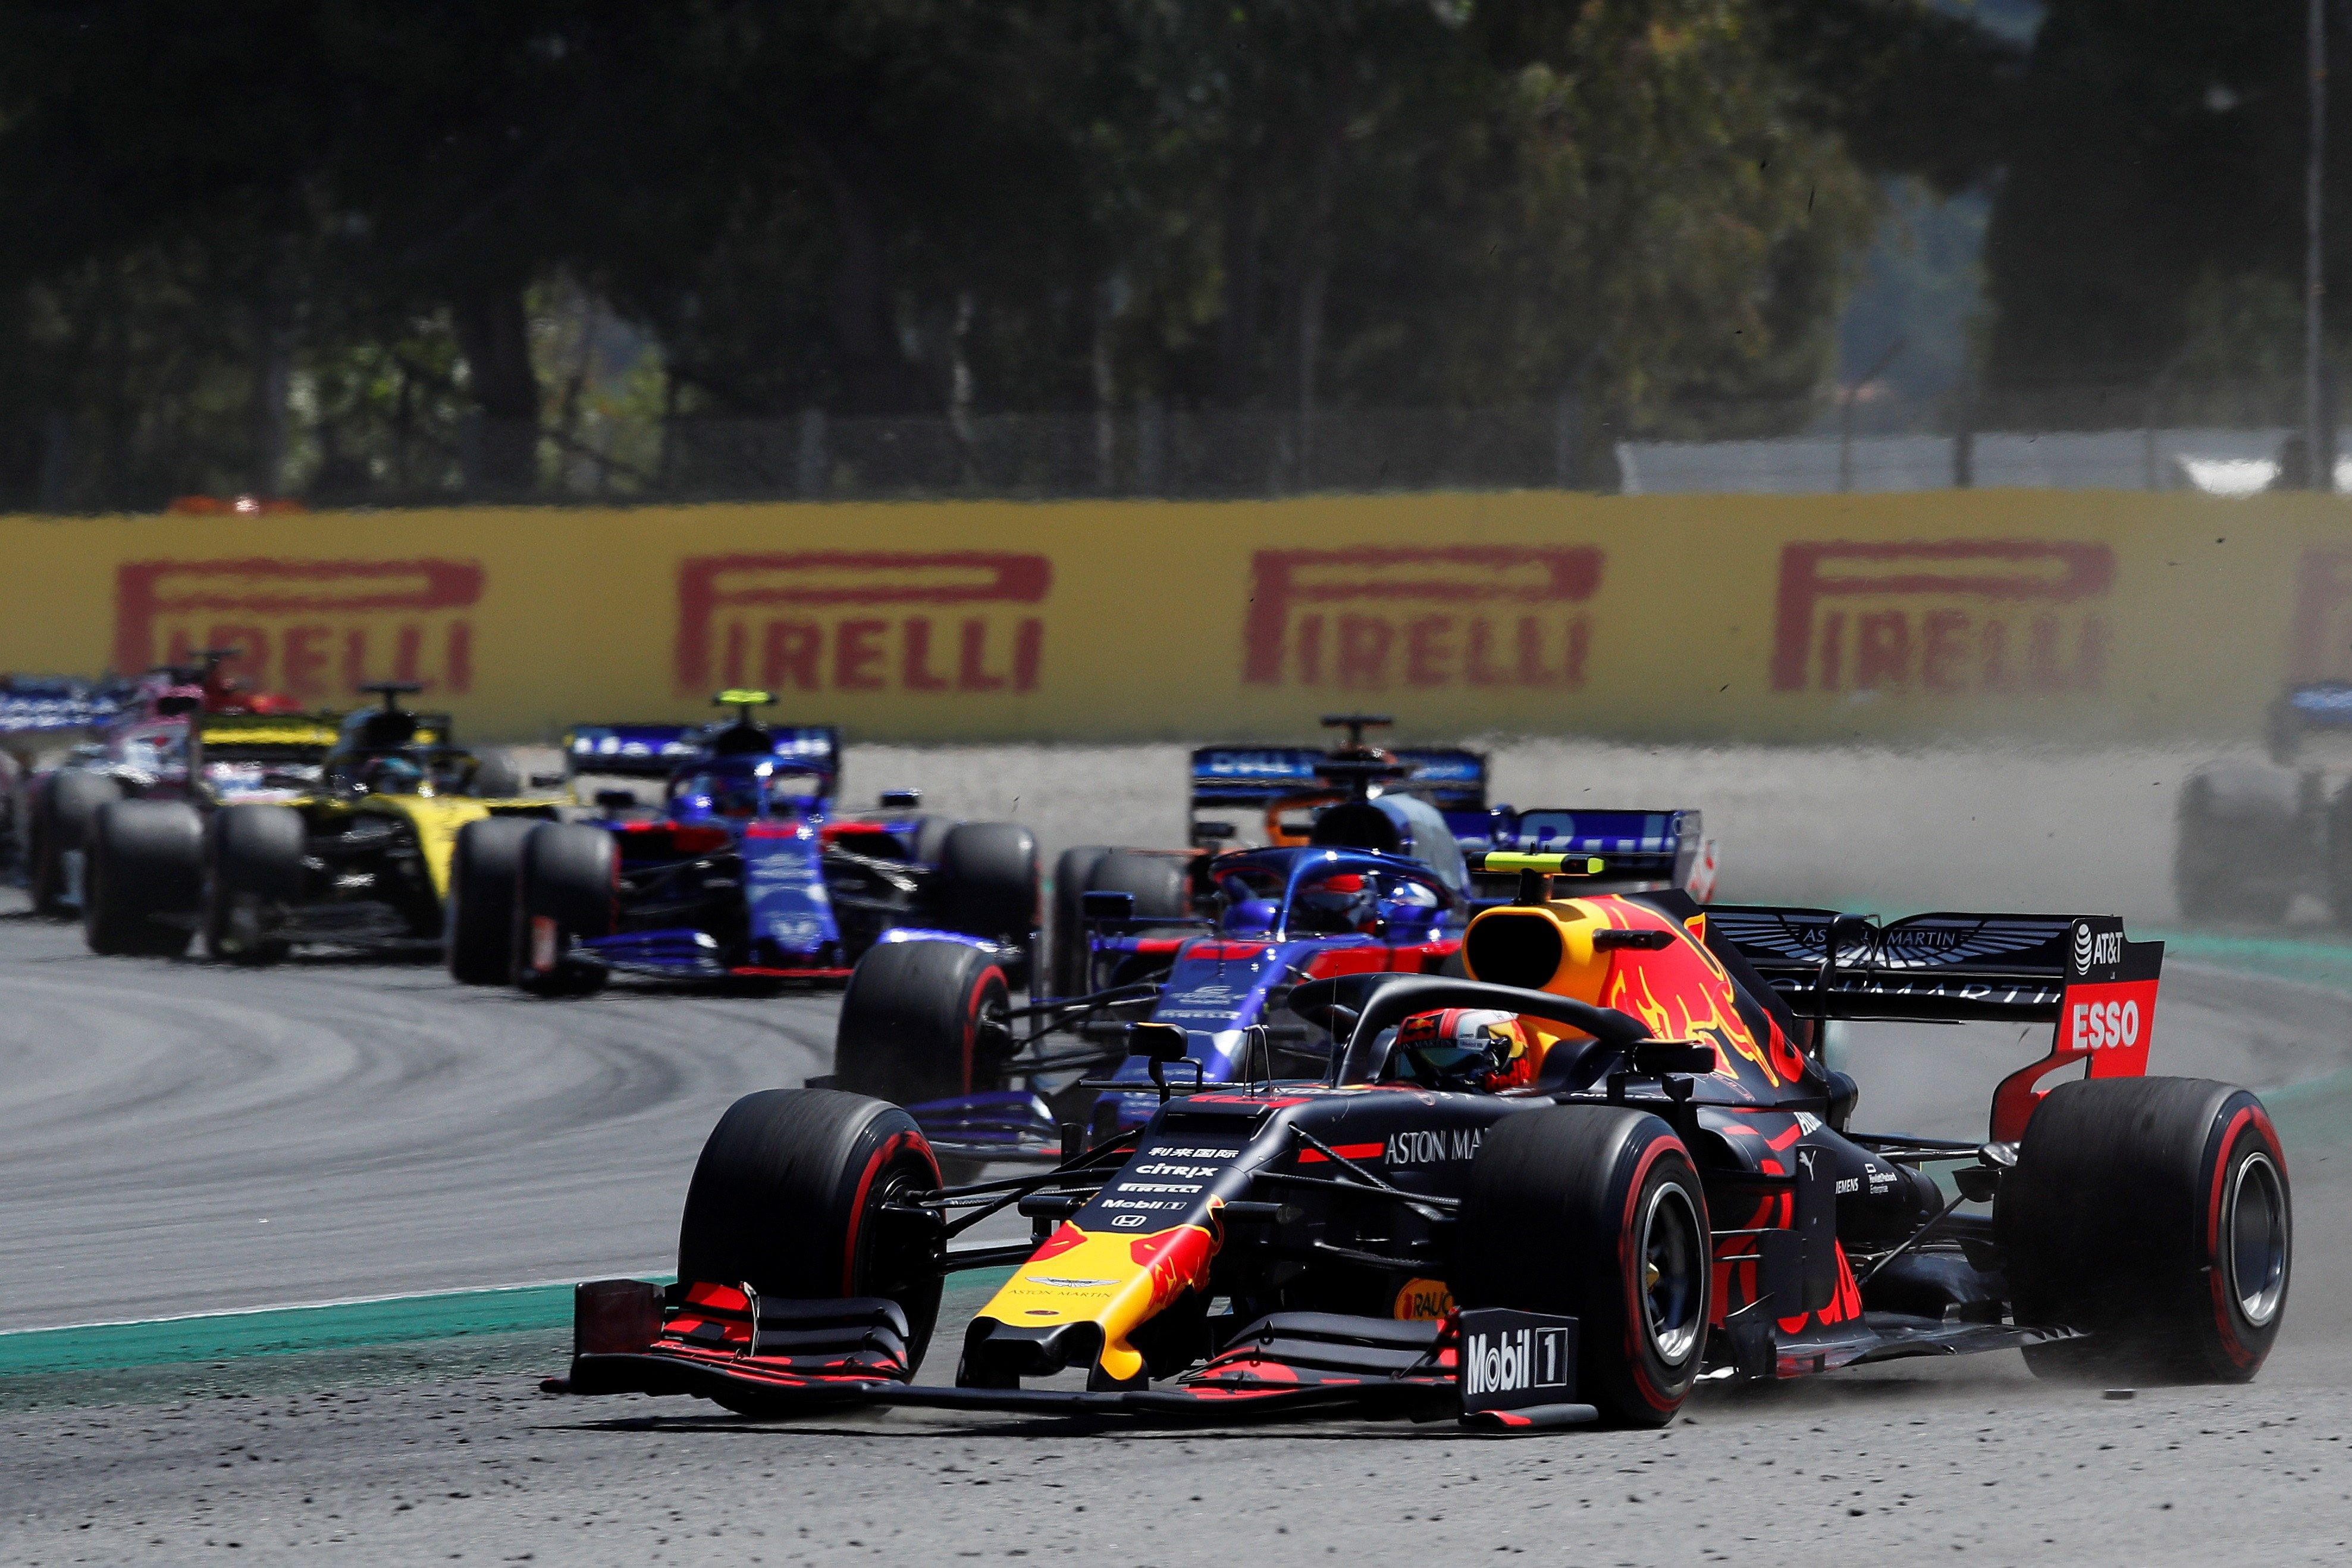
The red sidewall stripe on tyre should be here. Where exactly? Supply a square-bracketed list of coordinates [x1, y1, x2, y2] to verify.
[2203, 1102, 2282, 1370]
[1616, 1134, 1702, 1415]
[840, 1128, 939, 1293]
[959, 963, 1002, 1097]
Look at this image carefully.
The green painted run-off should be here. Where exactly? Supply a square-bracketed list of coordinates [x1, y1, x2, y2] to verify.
[0, 1282, 583, 1378]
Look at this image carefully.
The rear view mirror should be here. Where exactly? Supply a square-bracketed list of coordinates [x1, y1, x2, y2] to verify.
[1632, 1040, 1717, 1076]
[877, 788, 921, 810]
[1126, 1022, 1188, 1063]
[1191, 819, 1237, 842]
[1080, 890, 1136, 923]
[594, 789, 638, 811]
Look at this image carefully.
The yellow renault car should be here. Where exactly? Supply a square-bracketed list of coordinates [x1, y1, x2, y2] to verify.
[78, 683, 563, 962]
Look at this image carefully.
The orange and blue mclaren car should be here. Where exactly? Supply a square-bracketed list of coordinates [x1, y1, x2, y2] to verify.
[550, 854, 2291, 1429]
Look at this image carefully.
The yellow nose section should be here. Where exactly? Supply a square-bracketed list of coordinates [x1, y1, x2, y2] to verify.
[976, 1222, 1217, 1385]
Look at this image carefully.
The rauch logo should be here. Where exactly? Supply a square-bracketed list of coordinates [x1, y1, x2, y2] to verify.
[114, 558, 481, 698]
[676, 553, 1050, 697]
[1242, 546, 1601, 690]
[1769, 540, 2114, 694]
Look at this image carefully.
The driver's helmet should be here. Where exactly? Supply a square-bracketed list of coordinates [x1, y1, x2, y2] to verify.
[1392, 1008, 1533, 1092]
[1296, 870, 1378, 933]
[361, 755, 429, 796]
[708, 772, 766, 817]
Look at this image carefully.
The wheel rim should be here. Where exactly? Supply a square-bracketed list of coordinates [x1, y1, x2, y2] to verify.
[1639, 1181, 1705, 1366]
[2225, 1150, 2288, 1328]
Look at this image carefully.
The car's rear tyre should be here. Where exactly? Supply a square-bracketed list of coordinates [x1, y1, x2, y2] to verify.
[936, 821, 1039, 946]
[1999, 1076, 2291, 1384]
[1048, 845, 1111, 997]
[1090, 850, 1189, 923]
[676, 1088, 945, 1391]
[513, 823, 615, 996]
[835, 939, 1012, 1107]
[202, 804, 305, 964]
[911, 814, 956, 867]
[1454, 1105, 1710, 1428]
[29, 771, 123, 917]
[83, 800, 202, 957]
[448, 817, 533, 985]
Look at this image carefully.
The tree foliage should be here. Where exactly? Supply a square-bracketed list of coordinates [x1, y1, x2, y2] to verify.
[0, 0, 2012, 505]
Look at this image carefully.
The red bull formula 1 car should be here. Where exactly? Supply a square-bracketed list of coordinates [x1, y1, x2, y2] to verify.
[551, 855, 2291, 1429]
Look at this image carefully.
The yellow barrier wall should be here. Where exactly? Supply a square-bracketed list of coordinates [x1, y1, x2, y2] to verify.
[1, 491, 2342, 744]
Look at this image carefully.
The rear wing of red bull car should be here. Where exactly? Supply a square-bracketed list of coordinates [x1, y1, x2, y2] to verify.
[1704, 905, 2163, 1141]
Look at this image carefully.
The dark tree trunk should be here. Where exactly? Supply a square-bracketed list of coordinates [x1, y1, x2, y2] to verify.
[452, 282, 539, 496]
[806, 133, 927, 415]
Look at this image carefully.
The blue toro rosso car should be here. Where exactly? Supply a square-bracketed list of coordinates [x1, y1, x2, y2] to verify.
[824, 715, 1719, 1170]
[445, 692, 1038, 995]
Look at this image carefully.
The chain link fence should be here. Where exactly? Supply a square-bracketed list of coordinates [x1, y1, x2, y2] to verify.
[25, 378, 2342, 510]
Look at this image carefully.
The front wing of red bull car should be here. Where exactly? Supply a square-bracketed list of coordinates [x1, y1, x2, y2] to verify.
[554, 862, 2290, 1428]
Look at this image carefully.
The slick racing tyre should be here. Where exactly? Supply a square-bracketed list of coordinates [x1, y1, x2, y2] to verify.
[28, 770, 123, 917]
[1454, 1106, 1711, 1428]
[513, 823, 615, 996]
[676, 1088, 945, 1390]
[1048, 845, 1111, 998]
[934, 821, 1039, 947]
[1999, 1077, 2291, 1384]
[1090, 850, 1189, 924]
[447, 817, 533, 985]
[835, 938, 1012, 1109]
[202, 804, 305, 965]
[2174, 767, 2296, 924]
[82, 799, 202, 958]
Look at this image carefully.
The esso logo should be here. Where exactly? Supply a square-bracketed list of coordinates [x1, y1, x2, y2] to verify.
[2071, 998, 2140, 1050]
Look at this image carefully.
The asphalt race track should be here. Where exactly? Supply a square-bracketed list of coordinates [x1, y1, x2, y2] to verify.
[3, 743, 2351, 1565]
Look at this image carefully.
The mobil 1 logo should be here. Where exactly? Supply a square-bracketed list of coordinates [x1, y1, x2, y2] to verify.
[1457, 1308, 1576, 1415]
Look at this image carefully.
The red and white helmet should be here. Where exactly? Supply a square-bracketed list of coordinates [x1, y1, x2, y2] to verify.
[1392, 1008, 1535, 1091]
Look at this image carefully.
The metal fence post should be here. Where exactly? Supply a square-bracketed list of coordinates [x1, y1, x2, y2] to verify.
[1554, 390, 1584, 488]
[1136, 399, 1165, 497]
[796, 408, 827, 500]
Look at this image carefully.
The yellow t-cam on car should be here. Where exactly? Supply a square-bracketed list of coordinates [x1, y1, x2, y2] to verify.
[74, 682, 566, 963]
